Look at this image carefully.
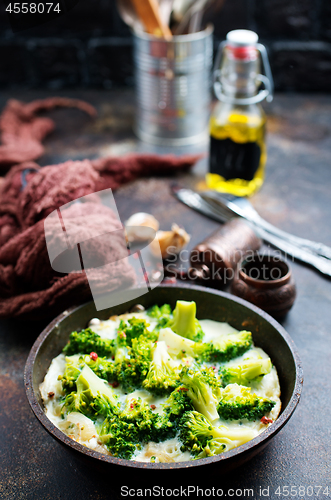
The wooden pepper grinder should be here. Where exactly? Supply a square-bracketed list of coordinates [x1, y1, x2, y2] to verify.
[189, 218, 262, 284]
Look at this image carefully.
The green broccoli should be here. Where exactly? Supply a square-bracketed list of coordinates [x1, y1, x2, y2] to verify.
[115, 335, 153, 392]
[217, 383, 276, 421]
[98, 395, 175, 459]
[146, 304, 172, 332]
[83, 354, 116, 383]
[202, 331, 253, 363]
[113, 327, 128, 364]
[179, 411, 257, 459]
[158, 327, 252, 365]
[61, 354, 117, 394]
[162, 386, 194, 422]
[180, 367, 222, 422]
[142, 341, 180, 395]
[74, 322, 154, 393]
[121, 396, 175, 443]
[118, 318, 157, 345]
[61, 355, 83, 392]
[63, 328, 115, 357]
[110, 319, 155, 391]
[61, 364, 119, 418]
[220, 356, 272, 387]
[98, 413, 140, 460]
[158, 327, 204, 359]
[166, 300, 204, 342]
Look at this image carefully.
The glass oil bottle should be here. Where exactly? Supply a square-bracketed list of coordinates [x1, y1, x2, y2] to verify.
[207, 30, 273, 197]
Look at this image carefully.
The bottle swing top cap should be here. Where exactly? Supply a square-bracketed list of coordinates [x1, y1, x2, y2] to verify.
[226, 30, 259, 60]
[226, 30, 259, 47]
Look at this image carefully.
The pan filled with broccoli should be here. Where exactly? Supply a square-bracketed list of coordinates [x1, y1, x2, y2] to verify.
[39, 299, 282, 463]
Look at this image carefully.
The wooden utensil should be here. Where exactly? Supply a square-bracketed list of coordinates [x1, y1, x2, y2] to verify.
[130, 0, 172, 39]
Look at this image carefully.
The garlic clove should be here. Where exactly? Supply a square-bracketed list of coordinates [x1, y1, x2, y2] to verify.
[125, 212, 159, 242]
[151, 223, 190, 259]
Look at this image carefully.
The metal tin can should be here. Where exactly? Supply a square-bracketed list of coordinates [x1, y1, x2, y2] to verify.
[133, 26, 213, 146]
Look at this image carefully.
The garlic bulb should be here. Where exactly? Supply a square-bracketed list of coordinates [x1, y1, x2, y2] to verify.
[125, 212, 159, 242]
[151, 223, 190, 259]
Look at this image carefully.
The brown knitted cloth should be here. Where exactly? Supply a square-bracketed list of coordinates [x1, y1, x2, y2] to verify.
[0, 98, 201, 319]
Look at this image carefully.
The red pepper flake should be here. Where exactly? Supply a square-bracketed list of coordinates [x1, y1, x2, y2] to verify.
[179, 387, 188, 392]
[89, 352, 98, 361]
[150, 404, 156, 410]
[48, 392, 55, 398]
[110, 381, 119, 388]
[212, 366, 217, 371]
[260, 416, 273, 425]
[130, 400, 137, 410]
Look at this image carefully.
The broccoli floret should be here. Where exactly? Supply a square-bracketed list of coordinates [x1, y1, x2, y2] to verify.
[63, 328, 115, 357]
[158, 328, 252, 365]
[121, 396, 175, 443]
[106, 319, 155, 392]
[113, 327, 128, 364]
[115, 336, 153, 392]
[158, 327, 204, 360]
[179, 411, 257, 459]
[61, 355, 83, 392]
[98, 413, 140, 460]
[118, 318, 157, 345]
[162, 386, 195, 422]
[61, 364, 119, 418]
[98, 395, 175, 459]
[166, 300, 204, 342]
[201, 331, 253, 363]
[142, 341, 180, 396]
[180, 367, 222, 422]
[217, 383, 276, 421]
[83, 354, 116, 383]
[61, 354, 117, 394]
[63, 324, 155, 395]
[146, 304, 172, 332]
[220, 356, 272, 387]
[147, 304, 172, 319]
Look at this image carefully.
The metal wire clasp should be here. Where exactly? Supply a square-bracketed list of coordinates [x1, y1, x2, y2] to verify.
[212, 41, 274, 105]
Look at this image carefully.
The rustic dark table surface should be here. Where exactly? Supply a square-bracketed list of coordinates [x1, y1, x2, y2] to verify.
[0, 89, 331, 500]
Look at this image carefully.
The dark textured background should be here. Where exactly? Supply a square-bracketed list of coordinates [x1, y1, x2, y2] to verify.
[1, 0, 331, 91]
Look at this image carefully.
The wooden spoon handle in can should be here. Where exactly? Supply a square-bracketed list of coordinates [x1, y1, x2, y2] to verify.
[130, 0, 173, 39]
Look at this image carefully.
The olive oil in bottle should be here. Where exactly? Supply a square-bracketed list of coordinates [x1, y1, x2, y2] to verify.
[207, 30, 273, 197]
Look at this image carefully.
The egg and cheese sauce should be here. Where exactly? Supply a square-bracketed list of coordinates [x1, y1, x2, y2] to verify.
[40, 312, 281, 463]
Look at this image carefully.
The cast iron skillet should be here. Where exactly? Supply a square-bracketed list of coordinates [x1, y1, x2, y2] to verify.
[24, 284, 303, 476]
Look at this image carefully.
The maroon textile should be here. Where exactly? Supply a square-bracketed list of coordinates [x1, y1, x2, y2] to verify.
[0, 202, 135, 320]
[0, 97, 96, 171]
[0, 98, 201, 319]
